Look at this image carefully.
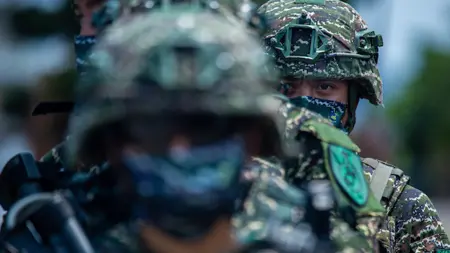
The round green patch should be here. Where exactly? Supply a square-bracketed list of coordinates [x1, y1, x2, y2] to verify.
[328, 144, 368, 206]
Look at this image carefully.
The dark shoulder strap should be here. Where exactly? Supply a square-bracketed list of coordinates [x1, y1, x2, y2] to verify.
[362, 158, 410, 215]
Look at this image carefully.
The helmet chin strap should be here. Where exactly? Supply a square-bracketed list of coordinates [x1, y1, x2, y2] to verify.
[345, 83, 360, 133]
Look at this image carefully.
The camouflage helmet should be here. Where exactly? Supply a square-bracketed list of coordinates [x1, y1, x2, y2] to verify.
[92, 0, 246, 33]
[68, 9, 282, 164]
[91, 0, 268, 36]
[258, 0, 384, 105]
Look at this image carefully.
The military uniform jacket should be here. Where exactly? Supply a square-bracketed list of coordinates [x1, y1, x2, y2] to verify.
[362, 159, 450, 253]
[234, 105, 386, 253]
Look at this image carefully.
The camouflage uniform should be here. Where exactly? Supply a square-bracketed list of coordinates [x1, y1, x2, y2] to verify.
[258, 0, 450, 252]
[235, 101, 385, 253]
[362, 161, 449, 253]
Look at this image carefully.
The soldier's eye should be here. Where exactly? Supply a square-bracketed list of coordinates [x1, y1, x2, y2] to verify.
[317, 83, 334, 91]
[284, 86, 294, 96]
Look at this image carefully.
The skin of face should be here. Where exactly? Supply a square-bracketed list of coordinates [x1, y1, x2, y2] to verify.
[76, 0, 104, 35]
[282, 78, 350, 125]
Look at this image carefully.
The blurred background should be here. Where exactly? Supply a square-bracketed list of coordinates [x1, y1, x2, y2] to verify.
[4, 0, 450, 227]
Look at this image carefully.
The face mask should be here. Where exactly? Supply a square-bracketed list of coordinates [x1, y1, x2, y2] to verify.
[74, 35, 96, 74]
[122, 138, 245, 239]
[289, 96, 348, 132]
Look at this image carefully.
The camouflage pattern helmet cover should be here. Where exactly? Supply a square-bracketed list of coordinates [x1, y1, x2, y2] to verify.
[258, 0, 384, 105]
[91, 0, 249, 33]
[69, 9, 282, 162]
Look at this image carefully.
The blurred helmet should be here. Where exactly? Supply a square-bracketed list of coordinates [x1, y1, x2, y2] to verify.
[259, 0, 383, 106]
[92, 0, 267, 35]
[67, 8, 283, 240]
[68, 8, 282, 169]
[33, 0, 268, 116]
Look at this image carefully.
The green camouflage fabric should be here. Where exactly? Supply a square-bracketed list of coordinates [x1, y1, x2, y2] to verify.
[233, 157, 306, 244]
[279, 103, 385, 252]
[257, 0, 383, 105]
[233, 156, 374, 253]
[363, 162, 450, 253]
[281, 99, 450, 252]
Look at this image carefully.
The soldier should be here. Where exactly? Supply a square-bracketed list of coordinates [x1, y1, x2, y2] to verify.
[234, 101, 385, 253]
[63, 6, 332, 253]
[257, 0, 450, 252]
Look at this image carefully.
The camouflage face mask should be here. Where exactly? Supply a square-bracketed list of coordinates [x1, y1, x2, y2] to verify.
[289, 96, 347, 133]
[74, 35, 96, 74]
[122, 138, 245, 239]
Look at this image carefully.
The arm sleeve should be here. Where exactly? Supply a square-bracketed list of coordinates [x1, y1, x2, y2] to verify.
[394, 185, 450, 252]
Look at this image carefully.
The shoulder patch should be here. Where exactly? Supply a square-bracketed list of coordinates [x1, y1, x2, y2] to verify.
[328, 144, 368, 206]
[302, 120, 360, 152]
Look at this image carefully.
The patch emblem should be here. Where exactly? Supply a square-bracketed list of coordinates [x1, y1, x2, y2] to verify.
[328, 144, 368, 206]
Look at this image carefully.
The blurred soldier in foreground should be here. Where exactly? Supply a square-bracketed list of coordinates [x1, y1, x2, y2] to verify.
[65, 6, 330, 253]
[258, 0, 450, 251]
